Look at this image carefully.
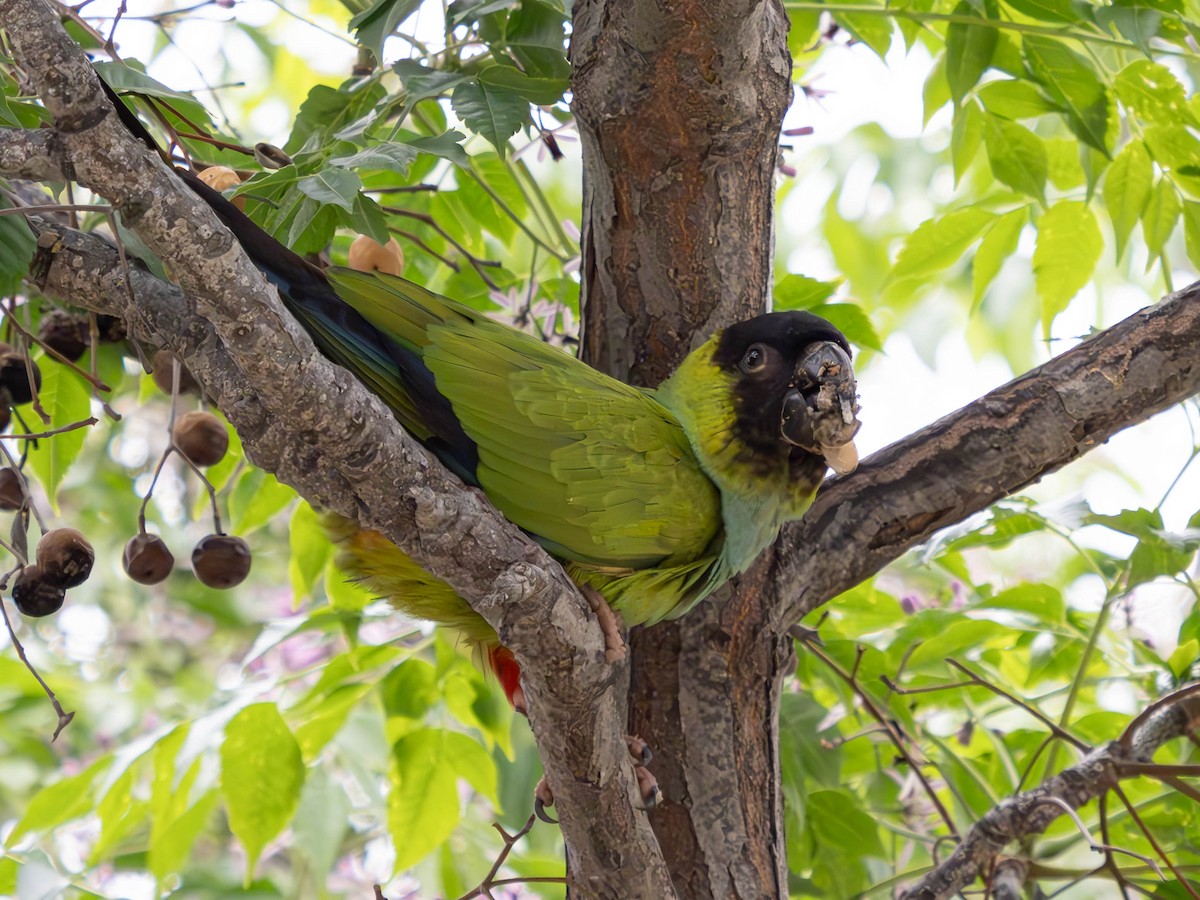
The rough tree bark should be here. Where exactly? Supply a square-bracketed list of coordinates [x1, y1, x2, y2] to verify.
[4, 0, 1200, 897]
[571, 2, 798, 896]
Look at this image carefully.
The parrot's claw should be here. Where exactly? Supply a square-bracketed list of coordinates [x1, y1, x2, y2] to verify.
[626, 734, 653, 766]
[534, 777, 558, 824]
[581, 584, 626, 663]
[635, 766, 662, 810]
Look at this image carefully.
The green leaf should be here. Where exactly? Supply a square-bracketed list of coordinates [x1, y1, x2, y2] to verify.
[228, 468, 296, 535]
[389, 728, 498, 869]
[922, 55, 952, 126]
[980, 583, 1065, 622]
[891, 206, 994, 281]
[945, 2, 998, 104]
[832, 10, 894, 59]
[1144, 125, 1200, 197]
[296, 169, 363, 213]
[220, 703, 306, 879]
[773, 274, 842, 310]
[983, 115, 1047, 200]
[26, 361, 92, 511]
[1182, 201, 1200, 270]
[1095, 2, 1161, 55]
[1104, 141, 1153, 261]
[0, 198, 35, 297]
[10, 758, 109, 841]
[477, 64, 568, 106]
[289, 501, 332, 601]
[1022, 36, 1111, 154]
[392, 59, 469, 104]
[1001, 0, 1076, 21]
[1167, 639, 1199, 678]
[150, 788, 219, 881]
[451, 81, 529, 155]
[381, 658, 439, 720]
[505, 0, 571, 79]
[977, 79, 1058, 119]
[406, 130, 470, 167]
[972, 206, 1027, 307]
[1142, 176, 1181, 260]
[803, 790, 883, 895]
[292, 767, 350, 884]
[0, 858, 15, 894]
[1115, 60, 1196, 126]
[952, 100, 985, 185]
[1033, 201, 1102, 336]
[807, 303, 883, 353]
[349, 0, 423, 59]
[330, 142, 418, 176]
[1046, 137, 1086, 190]
[93, 60, 214, 130]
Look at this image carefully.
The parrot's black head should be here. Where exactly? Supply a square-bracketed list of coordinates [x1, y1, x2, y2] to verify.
[712, 310, 861, 477]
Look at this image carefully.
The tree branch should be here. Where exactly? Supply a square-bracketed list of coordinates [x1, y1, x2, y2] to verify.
[0, 127, 68, 181]
[3, 0, 673, 892]
[775, 282, 1200, 627]
[902, 685, 1200, 898]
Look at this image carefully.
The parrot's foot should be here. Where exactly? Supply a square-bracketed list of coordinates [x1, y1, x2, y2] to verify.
[532, 735, 660, 822]
[626, 734, 653, 766]
[580, 584, 626, 663]
[626, 734, 661, 809]
[635, 765, 662, 810]
[534, 776, 558, 824]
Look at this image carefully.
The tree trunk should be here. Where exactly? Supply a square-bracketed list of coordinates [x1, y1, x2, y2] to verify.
[571, 1, 794, 895]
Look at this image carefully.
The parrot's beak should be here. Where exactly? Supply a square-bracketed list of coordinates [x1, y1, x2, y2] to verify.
[780, 341, 861, 475]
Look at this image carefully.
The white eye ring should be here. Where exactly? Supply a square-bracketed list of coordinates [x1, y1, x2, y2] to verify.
[740, 343, 768, 374]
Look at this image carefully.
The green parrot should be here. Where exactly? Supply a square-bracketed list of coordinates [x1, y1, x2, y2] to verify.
[97, 85, 862, 711]
[173, 167, 862, 712]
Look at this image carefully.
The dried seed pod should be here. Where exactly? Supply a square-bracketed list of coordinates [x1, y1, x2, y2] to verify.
[36, 527, 95, 588]
[192, 534, 251, 589]
[151, 350, 201, 397]
[38, 310, 90, 362]
[0, 467, 23, 511]
[11, 565, 66, 617]
[198, 165, 246, 211]
[0, 349, 42, 405]
[173, 410, 229, 466]
[348, 235, 404, 276]
[123, 533, 174, 585]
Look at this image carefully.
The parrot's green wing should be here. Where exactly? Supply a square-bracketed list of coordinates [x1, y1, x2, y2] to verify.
[326, 268, 723, 569]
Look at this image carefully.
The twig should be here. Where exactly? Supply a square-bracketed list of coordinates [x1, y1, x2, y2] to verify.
[455, 814, 568, 900]
[0, 591, 74, 740]
[2, 417, 97, 440]
[800, 637, 959, 836]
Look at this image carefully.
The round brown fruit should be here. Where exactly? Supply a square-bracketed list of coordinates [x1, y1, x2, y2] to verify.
[0, 468, 23, 511]
[11, 565, 66, 617]
[38, 310, 89, 362]
[197, 165, 246, 211]
[0, 350, 42, 405]
[123, 533, 174, 585]
[151, 350, 201, 397]
[192, 534, 251, 589]
[173, 411, 229, 466]
[348, 234, 404, 276]
[36, 527, 95, 588]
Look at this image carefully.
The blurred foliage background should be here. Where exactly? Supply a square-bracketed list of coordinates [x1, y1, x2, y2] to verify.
[2, 0, 1200, 895]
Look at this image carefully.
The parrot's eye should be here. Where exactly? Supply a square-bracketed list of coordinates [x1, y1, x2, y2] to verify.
[739, 343, 768, 374]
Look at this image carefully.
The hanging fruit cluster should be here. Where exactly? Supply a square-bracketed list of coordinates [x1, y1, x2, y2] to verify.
[0, 310, 254, 633]
[120, 350, 251, 591]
